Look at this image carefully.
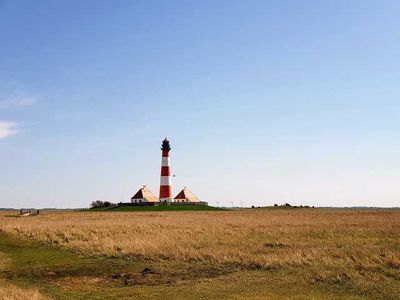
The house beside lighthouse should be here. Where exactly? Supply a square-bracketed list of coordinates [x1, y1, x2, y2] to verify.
[131, 186, 158, 204]
[174, 187, 200, 203]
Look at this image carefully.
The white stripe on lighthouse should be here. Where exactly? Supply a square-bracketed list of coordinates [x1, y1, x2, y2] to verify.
[160, 176, 171, 185]
[161, 157, 170, 166]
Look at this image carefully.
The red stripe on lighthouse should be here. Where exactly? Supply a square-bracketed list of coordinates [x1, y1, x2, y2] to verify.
[161, 166, 171, 176]
[159, 186, 172, 197]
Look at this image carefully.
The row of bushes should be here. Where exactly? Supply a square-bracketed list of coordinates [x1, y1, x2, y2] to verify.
[90, 201, 116, 209]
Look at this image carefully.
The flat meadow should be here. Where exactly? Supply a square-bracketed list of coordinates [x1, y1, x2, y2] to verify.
[0, 208, 399, 299]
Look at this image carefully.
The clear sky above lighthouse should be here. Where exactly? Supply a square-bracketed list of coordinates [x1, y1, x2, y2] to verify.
[1, 0, 399, 208]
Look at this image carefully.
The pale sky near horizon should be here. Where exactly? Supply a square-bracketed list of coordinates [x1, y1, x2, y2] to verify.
[1, 0, 399, 208]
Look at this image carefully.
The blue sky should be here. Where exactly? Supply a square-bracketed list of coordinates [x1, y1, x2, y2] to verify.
[0, 0, 399, 208]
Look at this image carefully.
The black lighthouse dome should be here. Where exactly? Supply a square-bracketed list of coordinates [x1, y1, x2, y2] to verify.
[161, 138, 171, 151]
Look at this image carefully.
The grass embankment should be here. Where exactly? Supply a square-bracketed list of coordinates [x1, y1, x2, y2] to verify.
[0, 209, 399, 299]
[90, 205, 223, 212]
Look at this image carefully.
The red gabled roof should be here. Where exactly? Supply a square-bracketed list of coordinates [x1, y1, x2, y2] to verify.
[174, 188, 200, 202]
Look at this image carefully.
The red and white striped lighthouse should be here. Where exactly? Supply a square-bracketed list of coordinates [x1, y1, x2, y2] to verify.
[159, 138, 172, 204]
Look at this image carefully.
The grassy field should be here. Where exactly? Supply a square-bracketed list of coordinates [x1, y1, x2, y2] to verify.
[0, 209, 399, 299]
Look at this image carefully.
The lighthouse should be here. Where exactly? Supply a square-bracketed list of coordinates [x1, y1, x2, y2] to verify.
[159, 138, 173, 204]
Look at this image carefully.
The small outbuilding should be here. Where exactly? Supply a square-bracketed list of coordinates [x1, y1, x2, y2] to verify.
[131, 186, 159, 204]
[174, 187, 200, 203]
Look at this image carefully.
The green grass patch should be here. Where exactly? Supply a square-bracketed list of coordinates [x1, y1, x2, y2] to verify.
[0, 232, 150, 299]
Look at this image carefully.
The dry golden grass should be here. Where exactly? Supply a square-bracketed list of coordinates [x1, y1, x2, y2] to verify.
[0, 280, 49, 300]
[1, 209, 399, 271]
[0, 281, 48, 300]
[0, 209, 399, 298]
